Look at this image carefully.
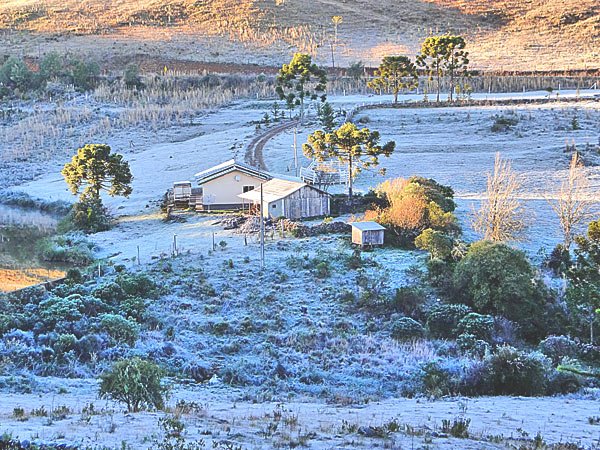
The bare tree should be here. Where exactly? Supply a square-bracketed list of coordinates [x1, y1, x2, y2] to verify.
[330, 16, 343, 69]
[548, 152, 593, 250]
[472, 153, 527, 242]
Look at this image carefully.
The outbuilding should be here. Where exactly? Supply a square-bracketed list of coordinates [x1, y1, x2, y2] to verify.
[238, 178, 330, 219]
[350, 221, 385, 247]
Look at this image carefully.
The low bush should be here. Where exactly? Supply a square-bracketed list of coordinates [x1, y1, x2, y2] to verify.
[389, 286, 426, 318]
[390, 317, 425, 340]
[456, 313, 494, 342]
[117, 273, 158, 298]
[98, 314, 139, 346]
[484, 346, 550, 396]
[415, 228, 454, 260]
[539, 335, 579, 365]
[37, 232, 94, 265]
[426, 303, 472, 339]
[99, 358, 166, 412]
[546, 370, 581, 395]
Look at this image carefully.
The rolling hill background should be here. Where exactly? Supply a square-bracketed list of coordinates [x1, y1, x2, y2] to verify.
[0, 0, 598, 71]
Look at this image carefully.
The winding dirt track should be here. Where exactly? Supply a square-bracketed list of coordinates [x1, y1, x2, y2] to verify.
[244, 120, 299, 171]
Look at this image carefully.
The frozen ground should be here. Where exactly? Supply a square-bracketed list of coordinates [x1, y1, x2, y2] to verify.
[1, 380, 600, 449]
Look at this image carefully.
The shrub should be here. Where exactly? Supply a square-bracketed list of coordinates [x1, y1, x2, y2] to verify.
[456, 333, 490, 356]
[483, 346, 549, 396]
[390, 317, 425, 340]
[415, 229, 454, 260]
[99, 358, 166, 412]
[65, 268, 83, 284]
[37, 232, 95, 265]
[61, 196, 112, 233]
[389, 286, 425, 318]
[547, 370, 581, 395]
[538, 335, 579, 365]
[98, 314, 139, 346]
[491, 114, 518, 132]
[453, 241, 547, 340]
[456, 313, 494, 341]
[93, 282, 126, 303]
[38, 295, 84, 328]
[426, 303, 472, 338]
[117, 273, 158, 298]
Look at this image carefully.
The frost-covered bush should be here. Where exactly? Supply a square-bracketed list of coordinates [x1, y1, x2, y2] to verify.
[539, 335, 579, 365]
[37, 232, 95, 265]
[390, 317, 425, 340]
[483, 346, 550, 396]
[38, 295, 84, 329]
[117, 273, 158, 298]
[98, 314, 139, 346]
[546, 370, 581, 395]
[456, 333, 490, 357]
[456, 313, 494, 342]
[426, 303, 472, 338]
[390, 286, 426, 318]
[93, 282, 126, 303]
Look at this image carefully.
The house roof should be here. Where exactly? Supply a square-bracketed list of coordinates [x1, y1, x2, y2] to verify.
[238, 178, 328, 203]
[350, 221, 386, 231]
[194, 159, 271, 185]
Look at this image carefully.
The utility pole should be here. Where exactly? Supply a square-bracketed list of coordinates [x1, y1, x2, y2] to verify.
[260, 183, 265, 269]
[293, 127, 298, 177]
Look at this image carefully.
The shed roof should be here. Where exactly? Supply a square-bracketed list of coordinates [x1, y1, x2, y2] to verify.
[238, 178, 328, 203]
[194, 159, 271, 185]
[350, 221, 386, 231]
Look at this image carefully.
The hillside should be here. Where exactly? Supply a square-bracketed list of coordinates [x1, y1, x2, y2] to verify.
[0, 0, 599, 71]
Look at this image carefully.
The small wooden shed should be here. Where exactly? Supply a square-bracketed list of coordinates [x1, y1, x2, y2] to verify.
[350, 222, 385, 247]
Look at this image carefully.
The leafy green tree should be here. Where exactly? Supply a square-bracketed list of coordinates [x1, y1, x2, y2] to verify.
[99, 358, 166, 412]
[276, 53, 327, 120]
[317, 101, 336, 132]
[62, 144, 133, 201]
[367, 56, 418, 104]
[453, 241, 548, 339]
[566, 219, 600, 343]
[416, 35, 469, 102]
[303, 122, 395, 199]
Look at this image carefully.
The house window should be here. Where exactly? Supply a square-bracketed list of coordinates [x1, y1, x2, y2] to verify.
[272, 204, 277, 209]
[243, 185, 255, 193]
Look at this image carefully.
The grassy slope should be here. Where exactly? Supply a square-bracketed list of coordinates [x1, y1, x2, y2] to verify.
[0, 0, 598, 70]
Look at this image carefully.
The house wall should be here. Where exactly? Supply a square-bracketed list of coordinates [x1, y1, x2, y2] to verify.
[202, 170, 264, 208]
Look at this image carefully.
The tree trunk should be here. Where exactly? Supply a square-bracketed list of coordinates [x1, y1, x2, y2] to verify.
[394, 89, 398, 104]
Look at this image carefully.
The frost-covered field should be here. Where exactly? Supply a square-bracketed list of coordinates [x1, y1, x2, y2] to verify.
[1, 382, 600, 449]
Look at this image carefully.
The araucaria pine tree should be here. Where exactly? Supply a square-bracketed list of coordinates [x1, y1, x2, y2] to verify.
[368, 56, 418, 104]
[276, 53, 327, 120]
[303, 122, 395, 200]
